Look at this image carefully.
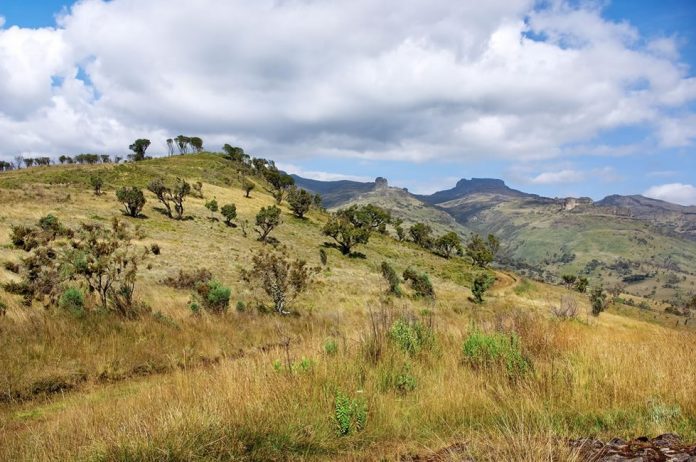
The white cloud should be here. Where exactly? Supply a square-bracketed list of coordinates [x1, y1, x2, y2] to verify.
[0, 0, 694, 162]
[644, 183, 696, 206]
[276, 162, 372, 183]
[530, 169, 585, 184]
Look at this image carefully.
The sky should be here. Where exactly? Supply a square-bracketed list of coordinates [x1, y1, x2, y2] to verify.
[0, 1, 695, 204]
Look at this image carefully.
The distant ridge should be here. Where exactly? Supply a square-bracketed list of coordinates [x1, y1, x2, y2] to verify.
[417, 178, 535, 205]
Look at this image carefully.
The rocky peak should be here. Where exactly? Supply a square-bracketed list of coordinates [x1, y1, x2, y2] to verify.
[374, 177, 389, 189]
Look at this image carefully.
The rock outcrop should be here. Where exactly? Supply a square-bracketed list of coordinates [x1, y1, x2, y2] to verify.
[570, 434, 696, 461]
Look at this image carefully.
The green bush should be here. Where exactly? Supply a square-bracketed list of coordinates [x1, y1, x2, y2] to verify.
[461, 330, 531, 378]
[334, 392, 367, 436]
[324, 338, 338, 356]
[380, 261, 401, 296]
[59, 288, 85, 316]
[472, 273, 495, 304]
[204, 280, 231, 313]
[389, 318, 434, 356]
[402, 268, 435, 299]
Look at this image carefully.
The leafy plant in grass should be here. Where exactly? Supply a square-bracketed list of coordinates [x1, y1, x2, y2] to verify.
[590, 286, 607, 316]
[324, 338, 338, 356]
[220, 204, 237, 226]
[389, 318, 434, 356]
[471, 273, 495, 304]
[575, 276, 589, 293]
[334, 392, 367, 436]
[191, 280, 231, 314]
[461, 330, 531, 379]
[380, 261, 401, 296]
[116, 187, 146, 218]
[402, 268, 435, 299]
[59, 287, 85, 317]
[204, 198, 219, 220]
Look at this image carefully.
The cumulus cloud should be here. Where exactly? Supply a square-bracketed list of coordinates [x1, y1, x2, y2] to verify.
[530, 169, 585, 184]
[275, 162, 372, 183]
[644, 183, 696, 206]
[0, 0, 695, 163]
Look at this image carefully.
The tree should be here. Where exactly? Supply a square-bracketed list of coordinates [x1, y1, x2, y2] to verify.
[356, 204, 391, 231]
[322, 213, 371, 255]
[190, 137, 204, 152]
[58, 155, 68, 164]
[223, 144, 249, 163]
[171, 178, 191, 219]
[590, 286, 607, 316]
[100, 155, 111, 163]
[175, 135, 190, 154]
[241, 246, 315, 314]
[24, 158, 34, 168]
[129, 139, 151, 161]
[221, 204, 237, 226]
[561, 274, 577, 289]
[287, 187, 312, 218]
[403, 268, 435, 299]
[242, 177, 255, 198]
[147, 178, 173, 218]
[472, 273, 494, 304]
[435, 232, 462, 258]
[265, 167, 295, 204]
[466, 234, 499, 268]
[116, 187, 146, 217]
[166, 138, 175, 156]
[255, 205, 281, 242]
[90, 176, 104, 195]
[393, 218, 405, 241]
[409, 222, 433, 248]
[205, 198, 219, 220]
[575, 276, 589, 293]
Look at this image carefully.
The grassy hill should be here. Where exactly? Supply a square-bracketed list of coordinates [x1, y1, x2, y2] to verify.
[0, 154, 695, 461]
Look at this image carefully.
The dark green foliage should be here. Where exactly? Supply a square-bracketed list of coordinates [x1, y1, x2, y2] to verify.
[466, 233, 500, 268]
[380, 261, 401, 296]
[147, 178, 190, 219]
[264, 167, 294, 204]
[287, 187, 312, 218]
[205, 198, 219, 219]
[90, 176, 104, 195]
[409, 222, 433, 248]
[59, 288, 85, 316]
[128, 139, 151, 161]
[590, 286, 607, 316]
[220, 204, 237, 226]
[242, 177, 255, 197]
[322, 207, 374, 255]
[222, 144, 250, 163]
[189, 137, 204, 152]
[150, 243, 161, 255]
[255, 205, 281, 242]
[402, 268, 435, 299]
[393, 218, 405, 241]
[196, 280, 231, 314]
[11, 215, 71, 251]
[462, 330, 531, 379]
[241, 246, 315, 314]
[472, 273, 495, 304]
[435, 231, 462, 258]
[324, 338, 338, 355]
[116, 187, 146, 217]
[561, 274, 577, 288]
[575, 276, 589, 293]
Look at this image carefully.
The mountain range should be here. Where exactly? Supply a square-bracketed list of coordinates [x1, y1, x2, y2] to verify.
[293, 174, 696, 304]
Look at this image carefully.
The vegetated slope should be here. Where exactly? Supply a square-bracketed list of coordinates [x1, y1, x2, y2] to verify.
[297, 173, 696, 303]
[291, 174, 376, 208]
[0, 155, 695, 461]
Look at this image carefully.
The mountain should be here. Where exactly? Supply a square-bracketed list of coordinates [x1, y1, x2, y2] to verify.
[293, 174, 696, 303]
[417, 177, 535, 204]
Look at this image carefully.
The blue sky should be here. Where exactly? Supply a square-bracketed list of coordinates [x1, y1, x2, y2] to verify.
[0, 0, 695, 203]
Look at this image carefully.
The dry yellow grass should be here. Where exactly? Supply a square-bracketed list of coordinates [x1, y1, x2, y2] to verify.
[0, 156, 695, 461]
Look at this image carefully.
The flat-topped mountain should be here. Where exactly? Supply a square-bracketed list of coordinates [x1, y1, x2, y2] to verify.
[418, 178, 535, 205]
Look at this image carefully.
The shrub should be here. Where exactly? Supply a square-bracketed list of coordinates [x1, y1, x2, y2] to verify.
[590, 286, 607, 316]
[389, 318, 434, 355]
[461, 330, 531, 378]
[319, 248, 328, 266]
[287, 187, 313, 218]
[466, 233, 500, 268]
[241, 246, 316, 314]
[409, 222, 433, 248]
[236, 300, 246, 312]
[201, 280, 231, 314]
[242, 177, 255, 197]
[90, 176, 103, 195]
[471, 273, 495, 304]
[334, 392, 367, 436]
[204, 198, 219, 219]
[219, 204, 237, 226]
[435, 231, 462, 258]
[380, 261, 401, 296]
[147, 177, 190, 219]
[575, 276, 589, 293]
[116, 187, 146, 217]
[255, 205, 281, 242]
[322, 213, 371, 255]
[192, 181, 204, 198]
[162, 268, 212, 289]
[402, 268, 435, 299]
[59, 288, 85, 316]
[150, 243, 161, 255]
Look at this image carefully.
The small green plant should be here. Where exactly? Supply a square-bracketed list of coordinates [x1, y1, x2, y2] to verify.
[395, 363, 417, 394]
[236, 300, 246, 312]
[205, 198, 219, 219]
[204, 280, 231, 313]
[188, 300, 201, 315]
[90, 176, 104, 195]
[461, 330, 531, 379]
[389, 318, 434, 356]
[334, 392, 367, 436]
[381, 261, 401, 296]
[291, 357, 314, 373]
[323, 338, 338, 356]
[59, 288, 85, 317]
[590, 286, 607, 316]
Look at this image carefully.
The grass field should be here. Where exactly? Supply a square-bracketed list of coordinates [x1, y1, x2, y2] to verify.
[1, 154, 694, 461]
